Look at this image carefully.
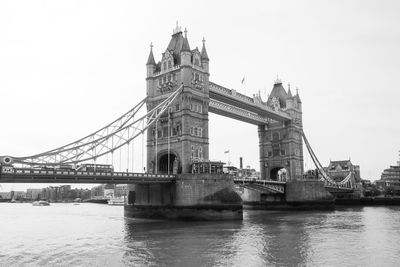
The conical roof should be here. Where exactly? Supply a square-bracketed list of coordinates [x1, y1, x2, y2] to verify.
[146, 44, 156, 65]
[201, 38, 209, 61]
[287, 88, 293, 97]
[181, 36, 191, 52]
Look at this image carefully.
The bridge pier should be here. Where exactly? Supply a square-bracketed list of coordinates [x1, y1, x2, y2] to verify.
[124, 174, 243, 220]
[239, 180, 334, 210]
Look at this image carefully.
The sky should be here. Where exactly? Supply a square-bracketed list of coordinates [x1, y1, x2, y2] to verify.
[1, 0, 400, 191]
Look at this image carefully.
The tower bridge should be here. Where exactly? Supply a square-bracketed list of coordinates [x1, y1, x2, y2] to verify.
[0, 24, 356, 219]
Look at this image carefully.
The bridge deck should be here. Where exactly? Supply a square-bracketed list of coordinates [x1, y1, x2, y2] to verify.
[0, 167, 176, 184]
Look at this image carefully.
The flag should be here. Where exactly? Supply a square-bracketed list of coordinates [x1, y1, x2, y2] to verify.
[241, 77, 245, 84]
[224, 150, 230, 154]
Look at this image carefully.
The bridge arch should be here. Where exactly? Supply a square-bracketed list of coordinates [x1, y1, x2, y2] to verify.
[270, 167, 288, 182]
[156, 149, 181, 174]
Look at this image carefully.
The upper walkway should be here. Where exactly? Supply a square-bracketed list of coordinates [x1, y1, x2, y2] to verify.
[209, 82, 292, 124]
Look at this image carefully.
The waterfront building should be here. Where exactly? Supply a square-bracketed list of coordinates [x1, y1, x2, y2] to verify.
[0, 192, 11, 199]
[325, 160, 361, 183]
[380, 160, 400, 190]
[11, 191, 26, 200]
[115, 184, 128, 197]
[26, 189, 42, 200]
[90, 184, 115, 199]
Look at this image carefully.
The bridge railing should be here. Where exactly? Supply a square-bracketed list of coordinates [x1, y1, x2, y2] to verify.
[234, 178, 286, 194]
[2, 166, 176, 179]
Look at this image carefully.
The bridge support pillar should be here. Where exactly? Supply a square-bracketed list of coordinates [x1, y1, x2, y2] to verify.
[285, 180, 334, 209]
[124, 174, 243, 220]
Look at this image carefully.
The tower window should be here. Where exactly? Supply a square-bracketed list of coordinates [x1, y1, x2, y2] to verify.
[163, 62, 167, 71]
[272, 132, 280, 141]
[175, 104, 180, 111]
[168, 60, 172, 69]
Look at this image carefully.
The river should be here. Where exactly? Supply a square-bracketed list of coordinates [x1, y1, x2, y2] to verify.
[1, 203, 399, 266]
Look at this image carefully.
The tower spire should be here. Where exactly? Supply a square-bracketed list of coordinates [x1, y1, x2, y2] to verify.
[201, 37, 209, 61]
[181, 29, 191, 52]
[287, 83, 293, 97]
[173, 21, 182, 35]
[146, 42, 156, 65]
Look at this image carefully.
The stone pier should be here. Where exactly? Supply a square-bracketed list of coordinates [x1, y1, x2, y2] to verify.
[124, 174, 243, 220]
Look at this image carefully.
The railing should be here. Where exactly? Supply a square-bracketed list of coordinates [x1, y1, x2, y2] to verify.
[2, 166, 176, 179]
[234, 178, 286, 194]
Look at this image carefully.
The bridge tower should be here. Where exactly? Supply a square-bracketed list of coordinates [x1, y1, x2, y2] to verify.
[145, 24, 210, 174]
[259, 80, 304, 181]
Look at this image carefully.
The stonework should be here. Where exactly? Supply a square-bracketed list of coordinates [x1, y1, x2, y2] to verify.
[146, 27, 210, 174]
[259, 81, 304, 181]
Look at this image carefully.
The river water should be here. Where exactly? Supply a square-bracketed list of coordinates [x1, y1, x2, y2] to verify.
[1, 203, 400, 266]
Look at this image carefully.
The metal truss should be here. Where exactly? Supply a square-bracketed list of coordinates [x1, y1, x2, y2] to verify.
[11, 85, 184, 166]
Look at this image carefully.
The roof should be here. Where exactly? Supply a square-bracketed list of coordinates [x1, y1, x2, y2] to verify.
[146, 47, 156, 65]
[164, 31, 192, 65]
[268, 82, 288, 107]
[201, 39, 209, 61]
[329, 160, 352, 170]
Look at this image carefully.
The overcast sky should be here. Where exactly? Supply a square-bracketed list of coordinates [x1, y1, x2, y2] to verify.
[1, 0, 400, 191]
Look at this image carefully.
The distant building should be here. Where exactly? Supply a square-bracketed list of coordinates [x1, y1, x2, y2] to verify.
[326, 160, 361, 183]
[379, 158, 400, 190]
[91, 185, 104, 199]
[90, 184, 115, 199]
[0, 192, 11, 199]
[26, 189, 42, 200]
[11, 191, 26, 200]
[115, 184, 128, 197]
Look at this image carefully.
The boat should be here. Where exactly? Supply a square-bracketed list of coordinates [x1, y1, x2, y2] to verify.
[107, 197, 125, 206]
[32, 200, 50, 206]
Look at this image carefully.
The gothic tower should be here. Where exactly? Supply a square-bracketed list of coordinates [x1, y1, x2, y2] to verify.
[146, 24, 210, 174]
[259, 79, 304, 181]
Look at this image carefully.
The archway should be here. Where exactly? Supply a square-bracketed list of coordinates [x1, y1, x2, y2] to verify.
[158, 153, 177, 174]
[270, 167, 287, 181]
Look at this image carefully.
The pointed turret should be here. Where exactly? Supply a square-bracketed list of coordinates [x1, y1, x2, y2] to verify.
[287, 83, 293, 97]
[201, 37, 209, 61]
[146, 43, 156, 66]
[295, 87, 302, 103]
[181, 28, 191, 52]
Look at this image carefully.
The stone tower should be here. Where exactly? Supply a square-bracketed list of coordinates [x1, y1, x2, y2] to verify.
[146, 24, 210, 174]
[258, 79, 304, 181]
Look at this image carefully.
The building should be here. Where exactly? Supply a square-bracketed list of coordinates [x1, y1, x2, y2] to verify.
[325, 160, 361, 183]
[26, 189, 42, 200]
[145, 24, 210, 175]
[90, 184, 115, 199]
[91, 185, 105, 199]
[379, 155, 400, 189]
[0, 192, 11, 199]
[115, 184, 128, 197]
[259, 79, 304, 180]
[11, 191, 26, 200]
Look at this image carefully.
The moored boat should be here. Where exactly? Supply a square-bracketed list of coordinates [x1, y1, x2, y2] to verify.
[32, 200, 50, 206]
[108, 198, 125, 206]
